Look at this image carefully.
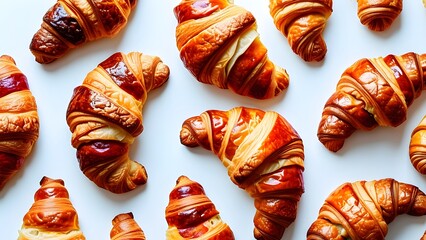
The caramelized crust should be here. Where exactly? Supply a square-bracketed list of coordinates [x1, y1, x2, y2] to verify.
[180, 107, 304, 240]
[357, 0, 403, 31]
[66, 52, 169, 193]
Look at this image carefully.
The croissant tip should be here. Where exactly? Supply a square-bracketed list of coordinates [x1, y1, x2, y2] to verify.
[179, 127, 199, 147]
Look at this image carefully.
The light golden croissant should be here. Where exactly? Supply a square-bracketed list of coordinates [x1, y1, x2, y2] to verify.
[66, 51, 169, 193]
[269, 0, 333, 62]
[307, 178, 426, 240]
[356, 0, 403, 31]
[180, 107, 305, 240]
[409, 115, 426, 174]
[0, 55, 39, 191]
[30, 0, 137, 64]
[18, 176, 85, 240]
[173, 0, 289, 100]
[165, 175, 235, 240]
[317, 52, 426, 152]
[110, 212, 146, 240]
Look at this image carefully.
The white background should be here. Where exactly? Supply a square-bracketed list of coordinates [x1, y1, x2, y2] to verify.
[1, 0, 426, 239]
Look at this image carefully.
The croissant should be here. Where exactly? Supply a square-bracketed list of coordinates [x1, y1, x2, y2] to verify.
[66, 51, 170, 193]
[173, 0, 289, 100]
[317, 52, 426, 152]
[0, 55, 39, 191]
[165, 175, 235, 240]
[269, 0, 333, 62]
[110, 212, 146, 240]
[18, 176, 85, 240]
[180, 106, 305, 240]
[29, 0, 137, 64]
[356, 0, 403, 31]
[409, 115, 426, 174]
[307, 178, 426, 240]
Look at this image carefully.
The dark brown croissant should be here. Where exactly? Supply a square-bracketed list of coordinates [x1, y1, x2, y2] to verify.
[317, 52, 426, 152]
[18, 176, 85, 240]
[165, 175, 235, 240]
[0, 55, 39, 191]
[180, 107, 305, 240]
[173, 0, 289, 100]
[409, 115, 426, 174]
[307, 178, 426, 240]
[110, 212, 146, 240]
[269, 0, 333, 62]
[66, 51, 169, 193]
[30, 0, 137, 64]
[356, 0, 403, 31]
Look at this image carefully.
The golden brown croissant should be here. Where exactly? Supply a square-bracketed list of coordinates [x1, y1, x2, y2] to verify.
[66, 51, 169, 193]
[356, 0, 403, 31]
[180, 107, 305, 240]
[317, 52, 426, 152]
[173, 0, 289, 100]
[18, 176, 85, 240]
[30, 0, 137, 64]
[409, 115, 426, 174]
[307, 178, 426, 240]
[269, 0, 333, 62]
[110, 212, 146, 240]
[0, 55, 39, 191]
[165, 175, 235, 240]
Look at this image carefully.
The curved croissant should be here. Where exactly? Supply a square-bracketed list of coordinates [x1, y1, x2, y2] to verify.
[18, 176, 85, 240]
[307, 178, 426, 240]
[110, 212, 146, 240]
[66, 51, 169, 193]
[165, 175, 235, 240]
[409, 115, 426, 174]
[173, 0, 289, 100]
[317, 52, 426, 152]
[30, 0, 137, 64]
[356, 0, 403, 31]
[269, 0, 333, 62]
[0, 55, 39, 191]
[180, 107, 305, 240]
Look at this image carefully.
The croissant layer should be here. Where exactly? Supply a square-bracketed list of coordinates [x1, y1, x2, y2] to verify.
[409, 115, 426, 174]
[174, 0, 289, 99]
[0, 55, 39, 191]
[110, 212, 146, 240]
[180, 107, 305, 240]
[66, 51, 169, 193]
[317, 52, 426, 152]
[307, 178, 426, 240]
[356, 0, 403, 31]
[30, 0, 137, 63]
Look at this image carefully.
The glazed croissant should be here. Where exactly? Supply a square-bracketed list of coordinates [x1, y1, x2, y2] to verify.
[269, 0, 333, 62]
[180, 107, 305, 240]
[317, 52, 426, 152]
[165, 175, 235, 240]
[0, 55, 39, 191]
[110, 212, 146, 240]
[307, 178, 426, 240]
[66, 51, 169, 193]
[409, 115, 426, 174]
[356, 0, 403, 31]
[18, 176, 85, 240]
[173, 0, 289, 100]
[30, 0, 137, 64]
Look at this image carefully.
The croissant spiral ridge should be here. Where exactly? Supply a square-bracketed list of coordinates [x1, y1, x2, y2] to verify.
[110, 212, 146, 240]
[269, 0, 333, 62]
[180, 106, 305, 240]
[409, 115, 426, 174]
[307, 178, 426, 240]
[66, 51, 170, 193]
[0, 55, 39, 191]
[317, 52, 426, 152]
[18, 176, 85, 240]
[30, 0, 137, 63]
[356, 0, 403, 31]
[165, 175, 235, 240]
[174, 0, 289, 99]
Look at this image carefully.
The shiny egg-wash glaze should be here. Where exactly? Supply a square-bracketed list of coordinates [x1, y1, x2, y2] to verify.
[66, 52, 170, 194]
[30, 0, 137, 63]
[356, 0, 403, 31]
